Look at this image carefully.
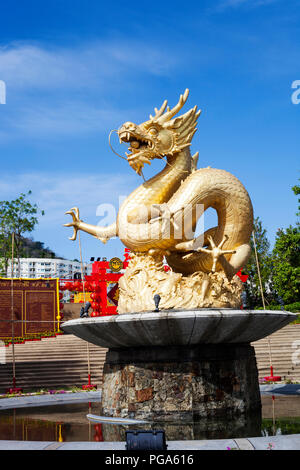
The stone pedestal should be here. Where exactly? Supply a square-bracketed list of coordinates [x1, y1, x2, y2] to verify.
[101, 343, 261, 422]
[61, 310, 296, 426]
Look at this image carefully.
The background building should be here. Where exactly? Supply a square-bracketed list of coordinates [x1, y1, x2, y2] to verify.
[6, 258, 92, 279]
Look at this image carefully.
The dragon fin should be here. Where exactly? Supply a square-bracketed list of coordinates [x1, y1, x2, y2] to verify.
[191, 152, 199, 172]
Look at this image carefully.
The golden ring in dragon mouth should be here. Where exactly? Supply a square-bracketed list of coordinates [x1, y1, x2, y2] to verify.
[119, 131, 153, 155]
[118, 129, 155, 174]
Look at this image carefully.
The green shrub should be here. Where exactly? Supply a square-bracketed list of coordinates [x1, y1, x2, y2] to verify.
[255, 301, 300, 313]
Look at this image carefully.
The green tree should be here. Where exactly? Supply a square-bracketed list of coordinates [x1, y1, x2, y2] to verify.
[21, 237, 57, 259]
[0, 255, 6, 277]
[271, 181, 300, 304]
[0, 191, 44, 276]
[243, 217, 274, 308]
[272, 227, 300, 304]
[0, 206, 13, 276]
[292, 179, 300, 222]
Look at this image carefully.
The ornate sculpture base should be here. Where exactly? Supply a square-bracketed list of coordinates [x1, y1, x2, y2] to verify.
[101, 343, 261, 422]
[118, 252, 243, 313]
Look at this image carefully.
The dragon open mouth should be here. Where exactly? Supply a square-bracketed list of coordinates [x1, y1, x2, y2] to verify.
[118, 130, 154, 174]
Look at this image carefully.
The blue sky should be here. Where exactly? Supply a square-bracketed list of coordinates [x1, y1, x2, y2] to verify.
[0, 0, 299, 264]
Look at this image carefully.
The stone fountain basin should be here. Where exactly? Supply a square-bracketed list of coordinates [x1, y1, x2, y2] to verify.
[61, 309, 296, 348]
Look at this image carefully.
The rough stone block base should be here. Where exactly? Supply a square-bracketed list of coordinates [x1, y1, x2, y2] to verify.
[102, 343, 261, 422]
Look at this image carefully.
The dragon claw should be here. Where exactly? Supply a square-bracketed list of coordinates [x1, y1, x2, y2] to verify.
[197, 234, 236, 273]
[64, 207, 81, 241]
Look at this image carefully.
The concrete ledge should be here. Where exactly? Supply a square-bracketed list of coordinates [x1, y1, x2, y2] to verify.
[260, 384, 300, 395]
[0, 391, 101, 410]
[0, 434, 299, 450]
[61, 310, 296, 348]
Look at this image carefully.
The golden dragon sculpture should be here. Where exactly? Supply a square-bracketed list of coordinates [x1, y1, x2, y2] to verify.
[65, 89, 253, 312]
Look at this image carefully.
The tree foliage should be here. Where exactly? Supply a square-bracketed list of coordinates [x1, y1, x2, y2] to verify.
[272, 226, 300, 304]
[0, 191, 44, 275]
[20, 236, 57, 259]
[243, 216, 274, 308]
[270, 180, 300, 305]
[244, 180, 300, 308]
[292, 180, 300, 222]
[0, 211, 11, 276]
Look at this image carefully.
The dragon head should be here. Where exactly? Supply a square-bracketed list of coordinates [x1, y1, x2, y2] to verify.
[117, 89, 201, 175]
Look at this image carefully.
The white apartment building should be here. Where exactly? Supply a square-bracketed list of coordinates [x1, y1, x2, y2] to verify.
[6, 258, 92, 279]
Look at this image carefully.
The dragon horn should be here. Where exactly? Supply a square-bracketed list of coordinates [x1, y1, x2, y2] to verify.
[157, 89, 189, 124]
[150, 99, 168, 120]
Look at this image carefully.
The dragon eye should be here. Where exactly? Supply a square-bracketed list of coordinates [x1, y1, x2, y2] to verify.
[148, 127, 158, 136]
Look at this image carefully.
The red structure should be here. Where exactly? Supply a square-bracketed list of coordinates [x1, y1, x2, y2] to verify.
[60, 249, 131, 317]
[263, 366, 281, 383]
[123, 248, 131, 269]
[93, 424, 104, 442]
[236, 269, 249, 283]
[85, 260, 122, 317]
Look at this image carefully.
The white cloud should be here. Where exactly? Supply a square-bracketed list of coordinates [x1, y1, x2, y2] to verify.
[220, 0, 249, 7]
[0, 170, 140, 260]
[0, 39, 179, 141]
[0, 170, 137, 222]
[215, 0, 279, 10]
[0, 40, 177, 91]
[0, 44, 79, 89]
[4, 102, 127, 137]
